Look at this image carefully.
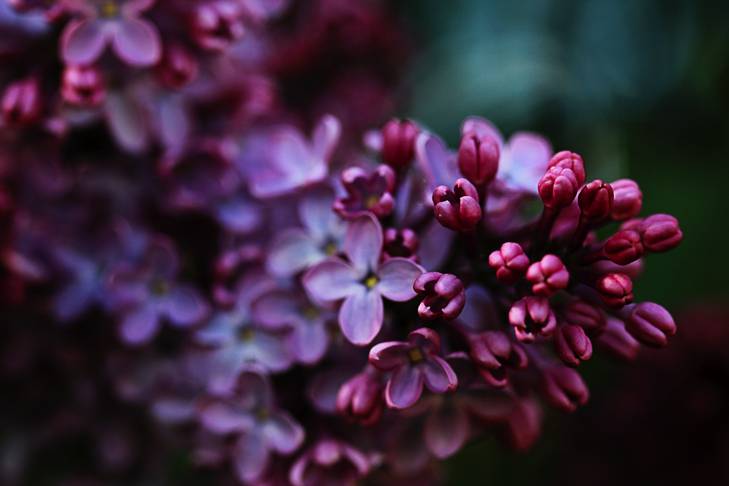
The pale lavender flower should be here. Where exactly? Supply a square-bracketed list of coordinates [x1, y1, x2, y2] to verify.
[303, 213, 424, 346]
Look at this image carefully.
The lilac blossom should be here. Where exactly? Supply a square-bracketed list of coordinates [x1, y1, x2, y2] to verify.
[289, 439, 370, 486]
[60, 0, 161, 67]
[303, 213, 424, 346]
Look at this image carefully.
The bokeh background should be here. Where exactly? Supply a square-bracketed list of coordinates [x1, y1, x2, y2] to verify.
[392, 0, 729, 484]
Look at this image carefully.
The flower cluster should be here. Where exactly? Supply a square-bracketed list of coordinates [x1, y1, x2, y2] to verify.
[0, 1, 684, 484]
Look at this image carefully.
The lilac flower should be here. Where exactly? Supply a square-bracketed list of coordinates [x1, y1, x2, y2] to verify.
[108, 237, 210, 345]
[251, 288, 335, 365]
[289, 439, 370, 486]
[194, 271, 292, 391]
[199, 370, 304, 483]
[303, 213, 424, 346]
[266, 189, 345, 278]
[369, 328, 457, 410]
[246, 115, 341, 198]
[60, 0, 161, 67]
[333, 164, 396, 218]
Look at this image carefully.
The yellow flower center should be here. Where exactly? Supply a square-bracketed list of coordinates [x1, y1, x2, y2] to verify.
[238, 327, 255, 342]
[100, 0, 119, 18]
[364, 275, 379, 289]
[408, 348, 424, 363]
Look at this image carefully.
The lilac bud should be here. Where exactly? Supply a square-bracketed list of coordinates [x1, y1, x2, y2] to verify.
[432, 178, 482, 231]
[554, 324, 592, 366]
[413, 272, 465, 321]
[336, 369, 384, 426]
[603, 229, 644, 265]
[2, 77, 42, 126]
[597, 317, 640, 361]
[156, 44, 199, 89]
[610, 179, 642, 220]
[488, 242, 529, 284]
[467, 330, 527, 387]
[625, 302, 676, 348]
[383, 227, 418, 261]
[578, 180, 614, 222]
[596, 273, 634, 308]
[189, 1, 245, 51]
[457, 131, 499, 185]
[561, 299, 605, 332]
[61, 65, 105, 107]
[640, 214, 683, 252]
[381, 118, 418, 168]
[525, 254, 569, 297]
[547, 150, 586, 186]
[508, 297, 557, 342]
[538, 165, 579, 209]
[541, 365, 589, 412]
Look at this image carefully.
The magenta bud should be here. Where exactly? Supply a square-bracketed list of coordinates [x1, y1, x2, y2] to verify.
[156, 44, 199, 89]
[467, 330, 527, 387]
[597, 317, 640, 361]
[640, 214, 683, 252]
[538, 165, 579, 209]
[432, 178, 482, 232]
[508, 297, 557, 342]
[334, 165, 396, 218]
[189, 1, 245, 51]
[2, 77, 42, 126]
[554, 324, 592, 366]
[525, 254, 569, 297]
[61, 65, 105, 107]
[610, 179, 642, 220]
[541, 365, 589, 412]
[596, 273, 634, 308]
[625, 302, 676, 348]
[457, 131, 499, 185]
[578, 179, 614, 222]
[488, 242, 530, 284]
[603, 229, 644, 265]
[383, 227, 419, 261]
[381, 118, 418, 168]
[336, 369, 384, 426]
[413, 272, 465, 321]
[561, 299, 605, 332]
[547, 150, 586, 187]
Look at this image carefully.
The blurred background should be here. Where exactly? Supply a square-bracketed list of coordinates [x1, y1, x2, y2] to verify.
[393, 0, 729, 484]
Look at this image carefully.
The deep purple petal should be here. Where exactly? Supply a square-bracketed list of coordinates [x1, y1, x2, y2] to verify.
[267, 230, 323, 277]
[262, 412, 304, 454]
[344, 214, 382, 273]
[105, 91, 149, 154]
[414, 133, 459, 191]
[119, 304, 160, 345]
[422, 355, 458, 393]
[111, 18, 161, 66]
[424, 403, 469, 459]
[232, 432, 270, 483]
[385, 364, 424, 409]
[61, 19, 109, 65]
[500, 132, 552, 192]
[376, 257, 423, 302]
[162, 285, 209, 327]
[291, 321, 329, 364]
[339, 287, 383, 346]
[418, 220, 454, 270]
[199, 401, 254, 434]
[251, 291, 301, 330]
[246, 331, 293, 372]
[53, 280, 95, 321]
[302, 258, 361, 303]
[215, 196, 261, 234]
[368, 341, 410, 371]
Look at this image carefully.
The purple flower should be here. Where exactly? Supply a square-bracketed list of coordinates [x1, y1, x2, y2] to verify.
[289, 439, 370, 486]
[194, 272, 292, 391]
[60, 0, 161, 67]
[267, 189, 345, 277]
[108, 237, 210, 345]
[303, 213, 424, 346]
[333, 164, 396, 219]
[199, 370, 304, 483]
[246, 115, 341, 198]
[369, 328, 458, 410]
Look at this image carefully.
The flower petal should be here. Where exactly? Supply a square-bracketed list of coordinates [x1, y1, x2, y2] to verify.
[344, 214, 382, 273]
[291, 321, 329, 365]
[376, 257, 423, 302]
[302, 258, 361, 303]
[251, 291, 302, 330]
[194, 312, 236, 346]
[61, 19, 109, 66]
[385, 364, 424, 410]
[199, 401, 254, 434]
[262, 412, 304, 454]
[105, 91, 149, 154]
[368, 341, 410, 370]
[500, 132, 552, 192]
[422, 355, 458, 393]
[215, 195, 261, 234]
[299, 188, 342, 243]
[111, 18, 161, 66]
[310, 114, 341, 163]
[267, 230, 323, 277]
[424, 403, 469, 459]
[414, 132, 459, 191]
[162, 284, 209, 327]
[119, 304, 159, 345]
[339, 287, 383, 346]
[232, 433, 270, 483]
[246, 331, 293, 372]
